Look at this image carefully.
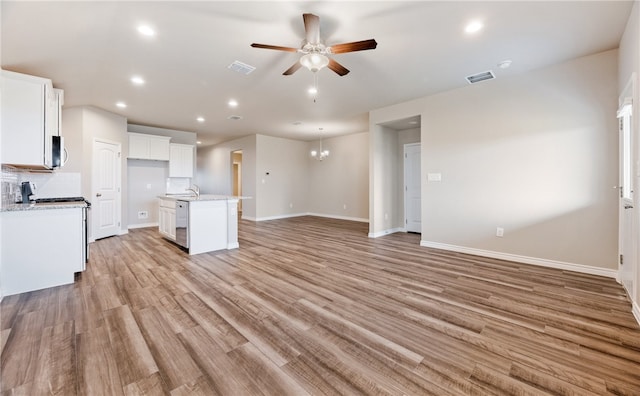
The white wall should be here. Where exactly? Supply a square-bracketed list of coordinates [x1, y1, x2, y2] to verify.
[308, 132, 369, 221]
[618, 0, 640, 319]
[62, 106, 128, 238]
[371, 49, 619, 274]
[127, 159, 167, 227]
[124, 124, 197, 228]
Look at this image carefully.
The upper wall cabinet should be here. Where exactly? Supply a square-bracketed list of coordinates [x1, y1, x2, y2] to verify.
[128, 133, 171, 160]
[169, 143, 194, 178]
[1, 70, 63, 170]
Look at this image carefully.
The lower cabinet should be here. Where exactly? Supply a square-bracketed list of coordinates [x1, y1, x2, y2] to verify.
[1, 207, 83, 296]
[158, 199, 176, 241]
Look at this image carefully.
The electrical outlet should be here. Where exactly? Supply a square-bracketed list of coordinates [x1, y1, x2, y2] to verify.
[289, 202, 293, 208]
[343, 204, 347, 210]
[496, 227, 504, 237]
[138, 211, 149, 219]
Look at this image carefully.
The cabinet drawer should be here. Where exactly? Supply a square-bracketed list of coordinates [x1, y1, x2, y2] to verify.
[159, 199, 177, 209]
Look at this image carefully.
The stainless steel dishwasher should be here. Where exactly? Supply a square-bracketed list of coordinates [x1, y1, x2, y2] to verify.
[175, 200, 189, 248]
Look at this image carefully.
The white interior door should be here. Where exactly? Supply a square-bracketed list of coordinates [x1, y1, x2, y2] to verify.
[618, 76, 636, 300]
[404, 143, 421, 233]
[92, 139, 121, 240]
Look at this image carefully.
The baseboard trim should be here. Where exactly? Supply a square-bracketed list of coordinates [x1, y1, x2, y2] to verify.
[128, 222, 158, 230]
[251, 213, 369, 223]
[369, 228, 405, 238]
[254, 213, 307, 222]
[227, 242, 239, 249]
[307, 213, 369, 223]
[419, 240, 618, 279]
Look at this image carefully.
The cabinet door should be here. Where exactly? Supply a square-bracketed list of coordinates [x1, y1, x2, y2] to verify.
[128, 133, 149, 159]
[1, 72, 47, 166]
[169, 144, 194, 178]
[159, 207, 167, 235]
[148, 136, 170, 160]
[168, 209, 176, 239]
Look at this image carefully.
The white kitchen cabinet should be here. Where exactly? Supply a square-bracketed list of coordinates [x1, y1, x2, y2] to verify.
[158, 198, 176, 241]
[128, 133, 171, 160]
[1, 207, 83, 296]
[1, 70, 62, 169]
[169, 143, 194, 178]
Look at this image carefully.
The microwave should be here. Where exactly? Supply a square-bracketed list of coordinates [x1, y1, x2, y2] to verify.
[52, 135, 67, 168]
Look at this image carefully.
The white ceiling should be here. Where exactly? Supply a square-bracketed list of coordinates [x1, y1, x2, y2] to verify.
[1, 1, 634, 145]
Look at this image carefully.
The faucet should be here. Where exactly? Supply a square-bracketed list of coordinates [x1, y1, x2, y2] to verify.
[186, 184, 200, 198]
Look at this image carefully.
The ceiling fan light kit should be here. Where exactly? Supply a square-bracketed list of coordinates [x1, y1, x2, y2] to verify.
[251, 13, 377, 77]
[300, 53, 330, 72]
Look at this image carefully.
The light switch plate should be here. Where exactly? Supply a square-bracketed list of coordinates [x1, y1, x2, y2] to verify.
[427, 173, 442, 182]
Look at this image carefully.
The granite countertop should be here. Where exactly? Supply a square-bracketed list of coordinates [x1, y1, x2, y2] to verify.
[158, 194, 249, 202]
[1, 201, 89, 212]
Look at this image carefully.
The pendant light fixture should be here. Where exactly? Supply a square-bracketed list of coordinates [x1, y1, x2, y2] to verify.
[311, 128, 329, 161]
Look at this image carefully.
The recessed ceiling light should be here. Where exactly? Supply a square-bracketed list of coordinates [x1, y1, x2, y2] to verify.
[464, 21, 483, 34]
[292, 121, 302, 125]
[228, 99, 238, 107]
[196, 141, 202, 145]
[131, 76, 145, 85]
[137, 25, 155, 37]
[116, 102, 127, 108]
[196, 117, 205, 122]
[308, 86, 318, 95]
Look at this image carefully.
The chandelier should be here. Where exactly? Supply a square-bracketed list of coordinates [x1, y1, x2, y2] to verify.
[311, 129, 329, 161]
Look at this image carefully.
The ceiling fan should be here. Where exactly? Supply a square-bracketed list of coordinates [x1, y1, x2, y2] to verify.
[251, 13, 377, 76]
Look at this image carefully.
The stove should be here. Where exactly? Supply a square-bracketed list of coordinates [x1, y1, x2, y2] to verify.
[34, 197, 91, 265]
[35, 197, 91, 206]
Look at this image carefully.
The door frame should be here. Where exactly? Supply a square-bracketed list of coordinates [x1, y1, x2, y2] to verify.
[617, 73, 637, 304]
[91, 137, 122, 241]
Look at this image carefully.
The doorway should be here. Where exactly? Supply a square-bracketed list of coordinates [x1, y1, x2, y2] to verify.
[92, 138, 121, 240]
[232, 150, 243, 214]
[404, 143, 421, 233]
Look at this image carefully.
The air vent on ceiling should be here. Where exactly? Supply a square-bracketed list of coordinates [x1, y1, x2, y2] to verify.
[466, 70, 495, 84]
[228, 60, 256, 75]
[228, 115, 243, 120]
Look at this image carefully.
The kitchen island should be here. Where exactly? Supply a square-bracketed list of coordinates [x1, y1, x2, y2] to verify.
[157, 195, 241, 255]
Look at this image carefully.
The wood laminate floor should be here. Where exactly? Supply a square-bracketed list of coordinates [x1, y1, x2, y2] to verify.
[1, 216, 640, 395]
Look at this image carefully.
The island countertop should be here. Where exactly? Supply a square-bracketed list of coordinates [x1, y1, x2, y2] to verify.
[158, 194, 249, 202]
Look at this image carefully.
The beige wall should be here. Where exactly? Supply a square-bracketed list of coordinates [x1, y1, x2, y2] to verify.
[196, 135, 257, 219]
[197, 132, 370, 222]
[308, 132, 369, 221]
[371, 49, 619, 272]
[255, 134, 309, 219]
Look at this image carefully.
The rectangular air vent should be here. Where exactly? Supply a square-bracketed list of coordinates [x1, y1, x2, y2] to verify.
[228, 60, 256, 75]
[466, 70, 495, 84]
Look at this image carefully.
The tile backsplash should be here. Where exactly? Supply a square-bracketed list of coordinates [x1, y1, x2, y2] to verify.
[1, 166, 81, 207]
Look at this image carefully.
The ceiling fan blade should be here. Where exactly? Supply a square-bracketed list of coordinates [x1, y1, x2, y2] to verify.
[251, 43, 298, 52]
[328, 58, 350, 76]
[303, 13, 320, 44]
[283, 62, 302, 75]
[329, 39, 377, 54]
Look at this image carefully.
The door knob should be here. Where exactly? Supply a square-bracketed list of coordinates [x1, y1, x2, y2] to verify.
[96, 193, 102, 197]
[625, 204, 633, 209]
